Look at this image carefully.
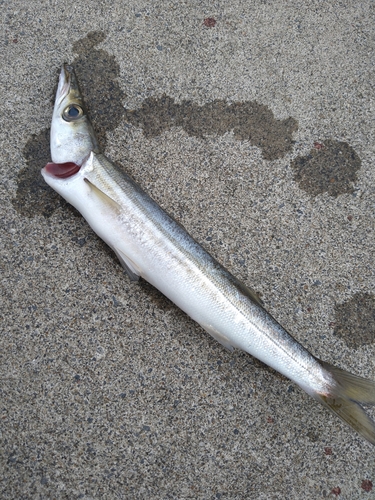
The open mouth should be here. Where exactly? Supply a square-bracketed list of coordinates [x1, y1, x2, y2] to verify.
[56, 68, 71, 105]
[44, 162, 81, 178]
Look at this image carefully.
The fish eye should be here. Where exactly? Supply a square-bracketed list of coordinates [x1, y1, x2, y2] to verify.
[63, 104, 84, 122]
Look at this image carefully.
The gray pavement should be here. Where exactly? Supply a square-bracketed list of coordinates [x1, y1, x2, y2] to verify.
[1, 1, 375, 498]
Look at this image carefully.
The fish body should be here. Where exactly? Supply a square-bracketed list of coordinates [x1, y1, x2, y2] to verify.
[42, 65, 375, 445]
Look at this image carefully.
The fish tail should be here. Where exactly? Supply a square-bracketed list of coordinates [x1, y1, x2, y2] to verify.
[315, 360, 375, 445]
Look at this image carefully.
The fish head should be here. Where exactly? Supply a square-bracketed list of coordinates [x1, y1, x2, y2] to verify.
[42, 64, 100, 202]
[50, 64, 99, 166]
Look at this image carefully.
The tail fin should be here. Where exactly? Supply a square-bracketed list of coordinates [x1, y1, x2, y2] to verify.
[315, 361, 375, 445]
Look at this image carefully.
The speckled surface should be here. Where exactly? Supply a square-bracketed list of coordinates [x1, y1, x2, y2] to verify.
[1, 1, 375, 498]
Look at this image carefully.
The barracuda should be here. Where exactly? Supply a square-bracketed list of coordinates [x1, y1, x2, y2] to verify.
[42, 64, 375, 445]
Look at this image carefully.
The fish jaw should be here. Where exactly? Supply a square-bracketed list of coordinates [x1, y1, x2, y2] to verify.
[41, 153, 124, 251]
[50, 64, 99, 166]
[41, 156, 89, 207]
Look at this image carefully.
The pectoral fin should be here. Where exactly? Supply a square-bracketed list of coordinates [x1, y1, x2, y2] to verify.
[84, 178, 120, 211]
[114, 247, 141, 282]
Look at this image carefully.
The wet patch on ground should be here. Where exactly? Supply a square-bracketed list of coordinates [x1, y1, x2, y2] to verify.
[15, 30, 298, 219]
[333, 293, 375, 349]
[71, 31, 125, 149]
[124, 96, 298, 160]
[291, 140, 361, 197]
[15, 31, 124, 218]
[12, 129, 79, 218]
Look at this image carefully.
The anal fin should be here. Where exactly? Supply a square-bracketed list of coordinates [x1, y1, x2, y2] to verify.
[114, 247, 141, 282]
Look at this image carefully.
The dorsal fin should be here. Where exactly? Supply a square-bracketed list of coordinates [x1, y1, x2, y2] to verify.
[233, 278, 264, 307]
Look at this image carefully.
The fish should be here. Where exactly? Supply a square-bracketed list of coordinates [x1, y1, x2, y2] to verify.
[42, 64, 375, 445]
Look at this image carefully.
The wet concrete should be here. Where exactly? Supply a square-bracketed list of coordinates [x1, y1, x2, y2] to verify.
[291, 139, 361, 197]
[71, 31, 126, 150]
[11, 129, 81, 219]
[12, 129, 56, 218]
[15, 29, 298, 219]
[333, 293, 375, 350]
[124, 96, 298, 160]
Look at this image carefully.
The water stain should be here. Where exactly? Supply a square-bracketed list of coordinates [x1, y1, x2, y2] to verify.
[14, 31, 125, 218]
[16, 29, 298, 219]
[333, 293, 375, 349]
[124, 97, 298, 160]
[71, 31, 126, 149]
[13, 128, 78, 218]
[291, 139, 361, 197]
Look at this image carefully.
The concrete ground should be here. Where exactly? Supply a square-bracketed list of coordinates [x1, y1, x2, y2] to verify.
[1, 1, 375, 498]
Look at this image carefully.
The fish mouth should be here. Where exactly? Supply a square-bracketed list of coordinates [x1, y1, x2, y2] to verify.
[43, 152, 92, 178]
[56, 65, 70, 104]
[57, 64, 81, 105]
[43, 161, 81, 178]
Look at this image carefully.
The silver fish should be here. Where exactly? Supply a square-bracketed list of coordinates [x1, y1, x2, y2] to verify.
[42, 64, 375, 445]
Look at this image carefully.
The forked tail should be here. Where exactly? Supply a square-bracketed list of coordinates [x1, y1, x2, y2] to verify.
[315, 361, 375, 445]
